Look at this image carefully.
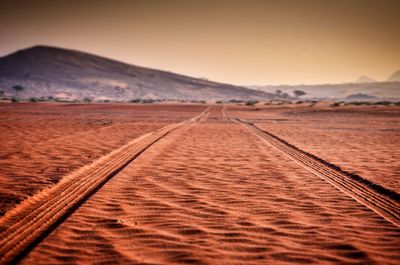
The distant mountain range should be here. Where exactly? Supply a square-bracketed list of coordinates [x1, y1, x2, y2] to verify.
[250, 82, 400, 100]
[356, 75, 376, 83]
[250, 71, 400, 100]
[0, 46, 275, 101]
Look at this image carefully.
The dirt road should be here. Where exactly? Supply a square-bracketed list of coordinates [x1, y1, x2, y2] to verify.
[1, 106, 399, 264]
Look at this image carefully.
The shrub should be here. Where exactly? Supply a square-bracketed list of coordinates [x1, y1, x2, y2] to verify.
[245, 100, 259, 106]
[141, 99, 156, 104]
[13, 85, 25, 92]
[228, 99, 244, 104]
[190, 100, 206, 104]
[293, 90, 306, 97]
[29, 97, 38, 102]
[11, 96, 20, 103]
[374, 101, 391, 106]
[348, 101, 371, 106]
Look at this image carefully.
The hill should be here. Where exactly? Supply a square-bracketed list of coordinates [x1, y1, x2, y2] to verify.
[250, 81, 400, 100]
[356, 75, 376, 83]
[345, 93, 377, 101]
[388, 70, 400, 82]
[0, 46, 274, 101]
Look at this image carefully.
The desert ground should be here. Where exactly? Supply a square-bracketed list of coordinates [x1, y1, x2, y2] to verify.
[0, 102, 399, 264]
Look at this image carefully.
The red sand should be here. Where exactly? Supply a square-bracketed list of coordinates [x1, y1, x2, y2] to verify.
[1, 103, 399, 264]
[14, 105, 400, 264]
[0, 103, 206, 215]
[228, 104, 400, 193]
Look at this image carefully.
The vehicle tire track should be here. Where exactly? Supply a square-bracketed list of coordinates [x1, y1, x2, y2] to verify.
[224, 110, 400, 228]
[0, 107, 210, 264]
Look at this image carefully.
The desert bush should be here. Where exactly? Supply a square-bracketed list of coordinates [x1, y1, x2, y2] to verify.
[348, 101, 371, 106]
[129, 98, 141, 103]
[245, 100, 259, 106]
[228, 99, 244, 104]
[216, 101, 223, 104]
[11, 96, 20, 103]
[293, 90, 306, 97]
[12, 85, 25, 92]
[83, 97, 93, 102]
[190, 100, 206, 104]
[374, 101, 391, 106]
[29, 97, 38, 102]
[141, 99, 156, 104]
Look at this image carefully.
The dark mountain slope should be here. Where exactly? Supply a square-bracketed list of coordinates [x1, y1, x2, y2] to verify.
[0, 46, 274, 101]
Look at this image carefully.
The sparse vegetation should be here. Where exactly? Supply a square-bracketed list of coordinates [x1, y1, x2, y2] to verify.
[11, 96, 20, 103]
[374, 101, 391, 106]
[12, 85, 25, 92]
[29, 97, 39, 102]
[347, 101, 372, 106]
[129, 98, 161, 104]
[141, 99, 157, 104]
[245, 100, 259, 106]
[293, 90, 306, 97]
[216, 101, 223, 104]
[190, 100, 206, 104]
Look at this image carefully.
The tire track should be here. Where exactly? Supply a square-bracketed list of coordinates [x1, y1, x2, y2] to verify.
[223, 109, 400, 228]
[0, 107, 210, 264]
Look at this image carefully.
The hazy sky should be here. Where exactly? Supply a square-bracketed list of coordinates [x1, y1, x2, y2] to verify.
[1, 0, 399, 85]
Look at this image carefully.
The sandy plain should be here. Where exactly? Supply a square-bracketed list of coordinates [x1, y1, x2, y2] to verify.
[0, 103, 399, 264]
[228, 104, 400, 193]
[0, 103, 205, 216]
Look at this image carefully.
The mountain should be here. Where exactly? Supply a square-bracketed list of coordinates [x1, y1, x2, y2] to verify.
[0, 46, 275, 101]
[345, 93, 377, 101]
[356, 75, 376, 83]
[250, 81, 400, 100]
[387, 70, 400, 82]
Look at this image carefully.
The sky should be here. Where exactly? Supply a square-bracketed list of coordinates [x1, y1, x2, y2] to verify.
[1, 0, 399, 85]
